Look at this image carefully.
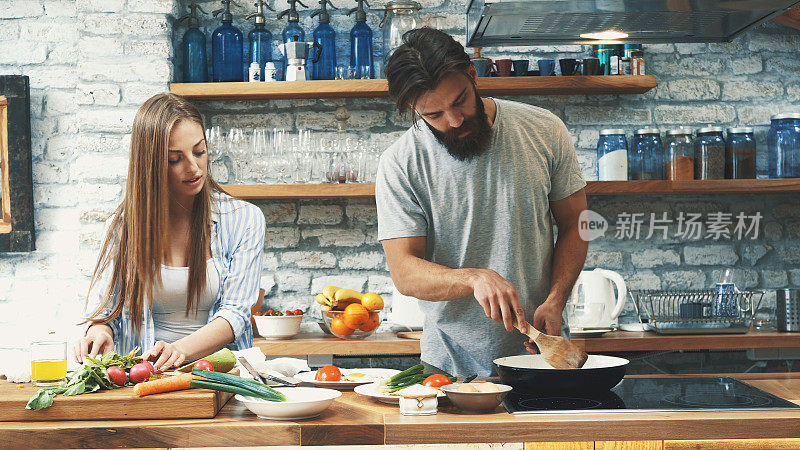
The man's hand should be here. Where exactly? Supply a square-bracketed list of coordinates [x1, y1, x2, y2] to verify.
[523, 298, 565, 355]
[471, 268, 528, 333]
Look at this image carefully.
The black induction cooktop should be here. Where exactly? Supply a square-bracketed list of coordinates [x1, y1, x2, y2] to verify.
[503, 376, 800, 414]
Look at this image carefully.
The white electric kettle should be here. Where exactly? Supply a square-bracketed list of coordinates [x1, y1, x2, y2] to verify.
[568, 268, 627, 329]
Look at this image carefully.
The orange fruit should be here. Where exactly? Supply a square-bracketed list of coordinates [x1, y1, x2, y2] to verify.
[342, 303, 369, 329]
[359, 312, 380, 332]
[331, 316, 354, 336]
[361, 292, 384, 311]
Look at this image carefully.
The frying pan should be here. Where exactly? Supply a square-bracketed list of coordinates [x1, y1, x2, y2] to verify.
[494, 354, 629, 395]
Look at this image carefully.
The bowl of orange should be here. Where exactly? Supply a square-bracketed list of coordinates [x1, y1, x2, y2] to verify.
[322, 304, 382, 340]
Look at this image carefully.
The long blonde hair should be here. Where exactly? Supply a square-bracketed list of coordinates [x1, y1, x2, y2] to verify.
[83, 93, 224, 332]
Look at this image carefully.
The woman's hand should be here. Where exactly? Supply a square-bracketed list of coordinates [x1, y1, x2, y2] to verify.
[143, 341, 188, 372]
[72, 324, 115, 363]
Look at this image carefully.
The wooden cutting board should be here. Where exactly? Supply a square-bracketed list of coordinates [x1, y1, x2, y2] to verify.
[0, 377, 234, 422]
[397, 331, 422, 340]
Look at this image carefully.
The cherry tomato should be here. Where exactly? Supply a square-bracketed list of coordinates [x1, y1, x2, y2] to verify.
[266, 309, 275, 316]
[293, 309, 303, 315]
[422, 374, 452, 388]
[285, 310, 294, 316]
[314, 365, 341, 382]
[195, 359, 214, 372]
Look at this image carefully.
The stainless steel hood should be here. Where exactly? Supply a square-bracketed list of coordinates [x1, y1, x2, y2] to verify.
[466, 0, 800, 47]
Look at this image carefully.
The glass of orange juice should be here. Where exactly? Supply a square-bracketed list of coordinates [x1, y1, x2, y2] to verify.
[30, 340, 67, 386]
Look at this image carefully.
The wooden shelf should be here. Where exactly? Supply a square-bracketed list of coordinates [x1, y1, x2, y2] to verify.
[572, 330, 800, 353]
[221, 179, 800, 199]
[170, 75, 656, 100]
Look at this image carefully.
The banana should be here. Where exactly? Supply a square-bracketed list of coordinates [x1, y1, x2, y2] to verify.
[322, 285, 342, 302]
[316, 294, 331, 306]
[333, 288, 363, 303]
[321, 304, 331, 311]
[331, 298, 362, 311]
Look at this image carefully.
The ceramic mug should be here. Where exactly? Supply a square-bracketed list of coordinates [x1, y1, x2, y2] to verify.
[582, 57, 601, 76]
[512, 60, 529, 77]
[559, 58, 579, 76]
[471, 59, 491, 77]
[493, 59, 512, 77]
[537, 59, 555, 76]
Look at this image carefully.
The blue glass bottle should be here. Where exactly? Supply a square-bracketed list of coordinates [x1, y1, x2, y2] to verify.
[211, 0, 244, 82]
[311, 0, 337, 80]
[246, 0, 275, 81]
[177, 3, 209, 83]
[630, 128, 664, 180]
[768, 113, 800, 178]
[596, 129, 627, 180]
[347, 0, 374, 79]
[278, 0, 307, 81]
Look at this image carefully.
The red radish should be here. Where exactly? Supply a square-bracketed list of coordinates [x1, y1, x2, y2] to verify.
[143, 360, 156, 373]
[129, 362, 153, 384]
[106, 366, 127, 386]
[194, 359, 214, 372]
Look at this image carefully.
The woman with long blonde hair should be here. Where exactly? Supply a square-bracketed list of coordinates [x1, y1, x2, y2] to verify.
[73, 93, 265, 372]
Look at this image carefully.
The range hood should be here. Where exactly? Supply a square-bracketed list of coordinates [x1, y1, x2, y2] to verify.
[466, 0, 800, 46]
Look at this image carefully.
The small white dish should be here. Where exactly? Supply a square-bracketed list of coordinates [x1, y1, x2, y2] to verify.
[253, 314, 303, 339]
[236, 387, 341, 420]
[569, 327, 615, 337]
[354, 381, 446, 405]
[294, 368, 400, 390]
[440, 383, 512, 412]
[619, 322, 651, 332]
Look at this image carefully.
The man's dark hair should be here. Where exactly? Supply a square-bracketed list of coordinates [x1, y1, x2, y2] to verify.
[386, 27, 473, 119]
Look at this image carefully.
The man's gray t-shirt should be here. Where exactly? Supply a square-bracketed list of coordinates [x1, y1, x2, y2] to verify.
[375, 98, 586, 377]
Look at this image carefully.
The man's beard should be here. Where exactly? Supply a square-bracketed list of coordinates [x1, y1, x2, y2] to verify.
[424, 90, 492, 162]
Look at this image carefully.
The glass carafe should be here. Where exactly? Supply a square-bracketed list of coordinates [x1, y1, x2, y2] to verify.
[380, 1, 422, 70]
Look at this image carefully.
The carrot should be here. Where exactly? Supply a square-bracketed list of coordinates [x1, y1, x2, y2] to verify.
[133, 373, 204, 397]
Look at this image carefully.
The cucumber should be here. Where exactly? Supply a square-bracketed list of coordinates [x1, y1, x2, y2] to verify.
[190, 379, 282, 401]
[192, 368, 286, 401]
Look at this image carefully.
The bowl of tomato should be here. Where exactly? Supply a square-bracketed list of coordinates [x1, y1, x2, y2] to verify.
[322, 307, 382, 340]
[253, 309, 304, 339]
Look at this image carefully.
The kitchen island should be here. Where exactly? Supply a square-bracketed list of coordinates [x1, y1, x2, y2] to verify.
[3, 373, 800, 449]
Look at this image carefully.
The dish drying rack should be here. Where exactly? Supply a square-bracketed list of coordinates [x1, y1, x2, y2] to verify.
[631, 289, 765, 335]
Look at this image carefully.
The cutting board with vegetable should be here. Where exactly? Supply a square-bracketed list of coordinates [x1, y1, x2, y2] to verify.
[0, 348, 239, 422]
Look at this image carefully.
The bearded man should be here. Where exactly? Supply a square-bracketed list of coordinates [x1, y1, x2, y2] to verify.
[375, 28, 589, 376]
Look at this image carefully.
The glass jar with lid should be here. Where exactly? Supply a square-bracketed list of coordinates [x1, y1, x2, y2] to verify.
[726, 127, 756, 179]
[694, 126, 725, 179]
[664, 129, 694, 180]
[768, 112, 800, 178]
[380, 1, 422, 69]
[597, 129, 627, 180]
[630, 128, 664, 180]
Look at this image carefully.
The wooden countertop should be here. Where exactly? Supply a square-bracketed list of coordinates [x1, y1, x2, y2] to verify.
[571, 329, 800, 352]
[3, 373, 800, 448]
[253, 330, 800, 356]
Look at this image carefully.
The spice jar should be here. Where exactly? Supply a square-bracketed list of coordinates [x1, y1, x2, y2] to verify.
[630, 51, 645, 75]
[694, 127, 725, 179]
[664, 129, 694, 180]
[630, 128, 664, 180]
[726, 127, 756, 179]
[768, 112, 800, 178]
[597, 129, 628, 180]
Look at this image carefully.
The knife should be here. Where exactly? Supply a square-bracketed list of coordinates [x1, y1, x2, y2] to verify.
[237, 357, 268, 385]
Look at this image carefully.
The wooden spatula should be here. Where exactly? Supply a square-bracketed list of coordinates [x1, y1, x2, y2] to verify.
[516, 320, 588, 369]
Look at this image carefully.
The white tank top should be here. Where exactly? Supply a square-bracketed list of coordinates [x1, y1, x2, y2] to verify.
[152, 258, 220, 343]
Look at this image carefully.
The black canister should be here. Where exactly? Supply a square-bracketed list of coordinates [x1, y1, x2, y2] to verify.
[776, 289, 800, 332]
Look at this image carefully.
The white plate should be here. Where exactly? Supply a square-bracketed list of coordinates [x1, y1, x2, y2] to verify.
[569, 327, 615, 337]
[354, 381, 447, 404]
[236, 387, 341, 420]
[294, 368, 400, 389]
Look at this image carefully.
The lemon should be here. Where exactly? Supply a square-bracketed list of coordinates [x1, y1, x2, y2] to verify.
[361, 292, 384, 311]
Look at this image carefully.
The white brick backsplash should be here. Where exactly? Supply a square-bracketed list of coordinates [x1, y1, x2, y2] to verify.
[749, 33, 800, 52]
[79, 183, 124, 205]
[281, 251, 338, 269]
[126, 0, 177, 14]
[77, 37, 124, 58]
[34, 161, 70, 184]
[684, 245, 739, 266]
[213, 113, 295, 130]
[367, 275, 395, 294]
[736, 105, 776, 125]
[710, 269, 759, 288]
[776, 244, 800, 265]
[120, 82, 162, 105]
[741, 244, 770, 266]
[48, 41, 79, 65]
[296, 110, 386, 131]
[762, 270, 788, 288]
[722, 80, 783, 101]
[70, 154, 128, 182]
[788, 84, 800, 102]
[631, 249, 681, 269]
[0, 0, 44, 18]
[36, 231, 80, 254]
[310, 275, 368, 294]
[298, 205, 343, 225]
[338, 251, 386, 270]
[45, 89, 77, 114]
[78, 0, 125, 12]
[43, 0, 77, 17]
[565, 106, 651, 125]
[774, 203, 800, 219]
[675, 43, 708, 54]
[0, 41, 47, 65]
[263, 252, 280, 272]
[76, 108, 137, 133]
[25, 65, 77, 89]
[653, 104, 736, 125]
[275, 271, 312, 292]
[346, 203, 378, 225]
[266, 227, 301, 249]
[731, 56, 763, 75]
[258, 203, 297, 224]
[789, 269, 800, 286]
[79, 13, 169, 37]
[78, 59, 171, 83]
[125, 40, 172, 58]
[584, 251, 625, 269]
[35, 184, 79, 208]
[626, 271, 662, 291]
[73, 133, 127, 154]
[302, 228, 367, 247]
[19, 21, 78, 43]
[654, 79, 720, 101]
[77, 83, 121, 106]
[35, 207, 81, 231]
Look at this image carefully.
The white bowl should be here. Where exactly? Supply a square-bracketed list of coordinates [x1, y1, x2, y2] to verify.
[253, 314, 303, 339]
[440, 383, 512, 412]
[236, 387, 342, 420]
